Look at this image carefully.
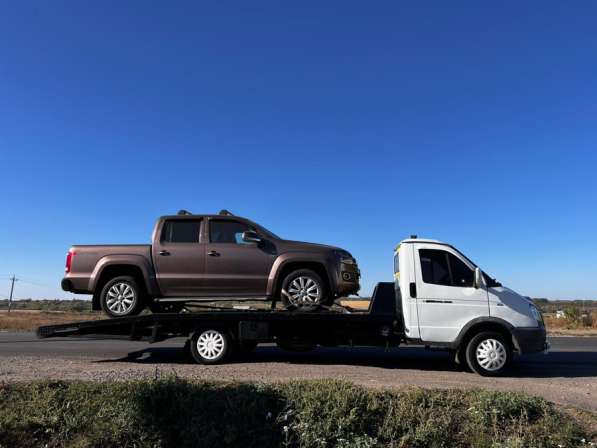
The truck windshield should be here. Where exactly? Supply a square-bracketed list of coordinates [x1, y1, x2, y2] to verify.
[452, 247, 502, 287]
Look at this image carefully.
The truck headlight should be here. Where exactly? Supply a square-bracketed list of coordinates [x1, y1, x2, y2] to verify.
[529, 304, 544, 326]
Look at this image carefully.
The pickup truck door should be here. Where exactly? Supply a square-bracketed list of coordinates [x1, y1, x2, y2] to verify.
[152, 218, 205, 296]
[203, 218, 277, 296]
[413, 243, 489, 343]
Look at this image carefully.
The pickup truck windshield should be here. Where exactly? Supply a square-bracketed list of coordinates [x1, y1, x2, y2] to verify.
[249, 221, 280, 240]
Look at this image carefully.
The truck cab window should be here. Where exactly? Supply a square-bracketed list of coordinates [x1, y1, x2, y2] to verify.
[161, 220, 201, 243]
[210, 220, 252, 244]
[419, 249, 473, 287]
[419, 249, 451, 286]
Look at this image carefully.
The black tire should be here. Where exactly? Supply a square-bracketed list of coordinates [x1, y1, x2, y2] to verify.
[281, 269, 328, 308]
[100, 276, 144, 318]
[190, 329, 232, 365]
[465, 331, 512, 376]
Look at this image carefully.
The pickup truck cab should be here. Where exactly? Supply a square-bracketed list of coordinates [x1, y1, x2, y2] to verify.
[396, 237, 547, 374]
[62, 210, 360, 317]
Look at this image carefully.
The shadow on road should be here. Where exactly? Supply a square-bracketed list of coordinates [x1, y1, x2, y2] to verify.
[97, 345, 597, 378]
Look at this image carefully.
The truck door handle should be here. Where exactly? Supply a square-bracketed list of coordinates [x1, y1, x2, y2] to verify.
[208, 250, 220, 257]
[159, 250, 170, 256]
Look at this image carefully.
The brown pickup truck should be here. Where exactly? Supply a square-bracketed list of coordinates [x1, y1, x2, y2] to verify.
[62, 210, 360, 317]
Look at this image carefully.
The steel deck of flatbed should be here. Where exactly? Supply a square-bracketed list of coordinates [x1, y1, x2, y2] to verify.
[37, 282, 401, 347]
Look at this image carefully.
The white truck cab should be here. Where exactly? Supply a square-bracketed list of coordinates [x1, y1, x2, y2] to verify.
[395, 237, 547, 375]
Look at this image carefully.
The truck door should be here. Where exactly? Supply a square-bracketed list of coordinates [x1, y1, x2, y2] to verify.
[413, 243, 489, 343]
[152, 218, 205, 296]
[203, 218, 277, 296]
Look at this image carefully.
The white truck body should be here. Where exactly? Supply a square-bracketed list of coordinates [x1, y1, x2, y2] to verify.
[396, 238, 546, 372]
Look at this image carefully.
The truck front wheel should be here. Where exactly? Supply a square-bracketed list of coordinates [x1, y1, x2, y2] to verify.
[99, 276, 144, 318]
[465, 331, 512, 376]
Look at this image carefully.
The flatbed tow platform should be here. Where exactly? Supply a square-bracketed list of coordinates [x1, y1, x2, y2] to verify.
[37, 283, 402, 363]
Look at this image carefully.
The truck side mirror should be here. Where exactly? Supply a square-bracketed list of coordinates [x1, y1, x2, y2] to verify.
[242, 230, 261, 243]
[473, 267, 484, 289]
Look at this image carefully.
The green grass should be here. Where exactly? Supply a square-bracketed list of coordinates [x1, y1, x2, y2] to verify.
[0, 379, 591, 448]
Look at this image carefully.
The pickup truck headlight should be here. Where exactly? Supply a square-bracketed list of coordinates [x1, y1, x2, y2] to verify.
[335, 250, 356, 265]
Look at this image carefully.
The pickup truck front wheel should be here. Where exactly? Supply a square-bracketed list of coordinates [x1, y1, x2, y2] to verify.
[281, 269, 328, 307]
[100, 276, 144, 318]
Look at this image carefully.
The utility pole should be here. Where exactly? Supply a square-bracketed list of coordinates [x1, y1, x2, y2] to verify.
[8, 275, 17, 313]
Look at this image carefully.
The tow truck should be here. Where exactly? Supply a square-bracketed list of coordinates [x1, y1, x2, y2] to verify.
[38, 237, 548, 376]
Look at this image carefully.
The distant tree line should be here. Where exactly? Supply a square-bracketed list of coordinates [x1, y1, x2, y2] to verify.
[0, 298, 92, 313]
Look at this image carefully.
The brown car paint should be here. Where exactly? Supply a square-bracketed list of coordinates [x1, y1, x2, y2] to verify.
[62, 213, 360, 310]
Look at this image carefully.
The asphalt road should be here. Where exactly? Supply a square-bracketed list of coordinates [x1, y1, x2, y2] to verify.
[1, 332, 596, 411]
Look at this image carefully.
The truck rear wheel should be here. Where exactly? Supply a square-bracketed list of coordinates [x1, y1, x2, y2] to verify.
[100, 276, 144, 318]
[465, 331, 512, 376]
[190, 329, 232, 364]
[281, 269, 328, 307]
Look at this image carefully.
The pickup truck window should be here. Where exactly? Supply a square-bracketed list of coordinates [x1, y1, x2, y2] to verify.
[210, 220, 252, 244]
[161, 220, 201, 243]
[419, 249, 474, 287]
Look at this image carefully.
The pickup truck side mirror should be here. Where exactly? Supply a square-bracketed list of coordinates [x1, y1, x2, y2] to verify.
[473, 267, 484, 289]
[241, 230, 262, 243]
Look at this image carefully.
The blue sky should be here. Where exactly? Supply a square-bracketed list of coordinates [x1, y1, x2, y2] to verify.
[1, 2, 596, 300]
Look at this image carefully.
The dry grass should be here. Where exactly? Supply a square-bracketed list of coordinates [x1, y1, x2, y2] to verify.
[544, 314, 597, 336]
[0, 310, 102, 332]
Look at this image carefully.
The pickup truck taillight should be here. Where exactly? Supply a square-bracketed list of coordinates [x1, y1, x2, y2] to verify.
[65, 249, 76, 273]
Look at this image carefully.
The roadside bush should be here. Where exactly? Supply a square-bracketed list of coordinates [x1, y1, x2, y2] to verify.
[565, 306, 581, 323]
[0, 379, 589, 448]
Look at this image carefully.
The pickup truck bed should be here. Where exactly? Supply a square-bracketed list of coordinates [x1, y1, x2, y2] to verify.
[62, 244, 154, 295]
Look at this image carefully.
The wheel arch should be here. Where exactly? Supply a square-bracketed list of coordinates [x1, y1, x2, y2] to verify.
[453, 317, 519, 353]
[91, 260, 155, 310]
[269, 259, 331, 298]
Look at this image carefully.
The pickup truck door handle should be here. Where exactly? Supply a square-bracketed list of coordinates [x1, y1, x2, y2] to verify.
[424, 299, 453, 304]
[159, 250, 170, 256]
[208, 250, 220, 257]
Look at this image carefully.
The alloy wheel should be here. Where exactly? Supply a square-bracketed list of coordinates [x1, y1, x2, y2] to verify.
[106, 282, 136, 315]
[287, 276, 321, 305]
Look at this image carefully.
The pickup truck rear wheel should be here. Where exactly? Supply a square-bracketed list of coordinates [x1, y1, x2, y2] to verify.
[100, 276, 144, 318]
[465, 331, 512, 376]
[190, 329, 231, 364]
[281, 269, 328, 307]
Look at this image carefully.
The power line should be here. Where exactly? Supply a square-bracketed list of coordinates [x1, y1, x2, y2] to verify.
[18, 279, 49, 288]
